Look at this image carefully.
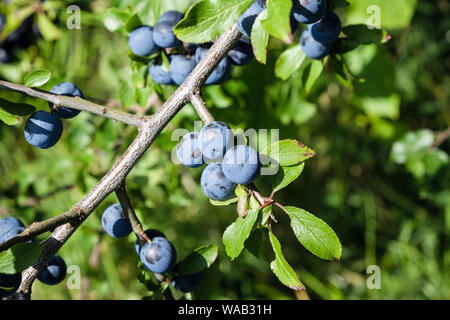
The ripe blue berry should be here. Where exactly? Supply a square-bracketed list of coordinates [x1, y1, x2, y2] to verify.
[140, 237, 177, 274]
[135, 229, 166, 256]
[169, 54, 197, 85]
[309, 11, 341, 45]
[101, 203, 132, 238]
[228, 38, 254, 66]
[37, 255, 67, 285]
[48, 82, 84, 119]
[0, 273, 21, 298]
[149, 61, 174, 85]
[222, 145, 261, 185]
[0, 217, 24, 235]
[0, 227, 25, 244]
[176, 132, 205, 168]
[153, 12, 183, 48]
[158, 11, 184, 24]
[300, 29, 331, 60]
[292, 0, 326, 24]
[24, 111, 63, 149]
[172, 271, 204, 293]
[128, 26, 160, 57]
[237, 0, 266, 38]
[200, 163, 236, 201]
[199, 121, 234, 161]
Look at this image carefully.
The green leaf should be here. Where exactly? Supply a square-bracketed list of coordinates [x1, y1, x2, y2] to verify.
[251, 9, 269, 64]
[275, 45, 306, 80]
[127, 47, 158, 62]
[160, 51, 171, 72]
[342, 24, 385, 45]
[24, 69, 51, 88]
[333, 38, 360, 55]
[129, 0, 162, 26]
[261, 0, 293, 43]
[137, 262, 161, 291]
[261, 139, 316, 167]
[234, 185, 248, 198]
[248, 194, 261, 211]
[260, 205, 273, 225]
[147, 0, 162, 25]
[303, 60, 323, 94]
[103, 8, 130, 32]
[125, 12, 143, 33]
[329, 56, 355, 88]
[131, 63, 150, 88]
[245, 227, 270, 259]
[176, 245, 219, 276]
[272, 162, 305, 192]
[0, 98, 36, 126]
[283, 206, 342, 260]
[174, 0, 254, 43]
[0, 107, 21, 126]
[0, 243, 42, 274]
[152, 282, 169, 300]
[210, 197, 238, 206]
[234, 182, 250, 217]
[36, 13, 61, 41]
[268, 230, 305, 290]
[222, 200, 260, 260]
[236, 195, 249, 218]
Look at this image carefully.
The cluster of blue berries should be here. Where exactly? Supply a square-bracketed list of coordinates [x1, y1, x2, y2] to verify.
[239, 0, 341, 60]
[24, 82, 83, 149]
[128, 10, 254, 86]
[0, 216, 67, 299]
[101, 203, 203, 293]
[176, 121, 261, 201]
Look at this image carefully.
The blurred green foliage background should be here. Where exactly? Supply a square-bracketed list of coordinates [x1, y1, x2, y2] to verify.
[0, 0, 449, 299]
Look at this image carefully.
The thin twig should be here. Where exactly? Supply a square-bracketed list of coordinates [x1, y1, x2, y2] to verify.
[190, 92, 214, 123]
[115, 182, 150, 243]
[274, 202, 285, 211]
[431, 126, 450, 150]
[248, 183, 267, 207]
[0, 209, 81, 252]
[0, 81, 143, 127]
